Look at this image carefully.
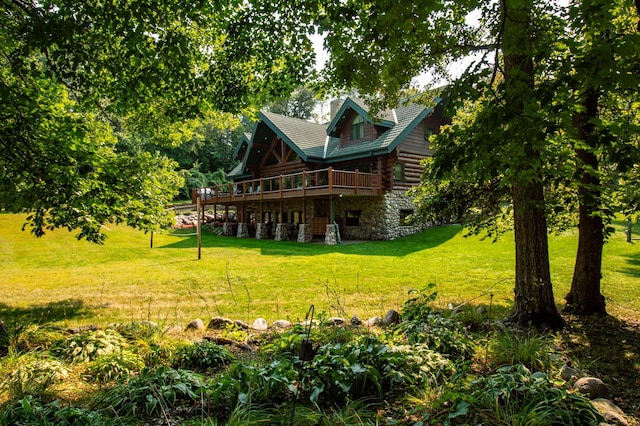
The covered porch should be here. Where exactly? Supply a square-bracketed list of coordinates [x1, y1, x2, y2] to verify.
[190, 167, 383, 246]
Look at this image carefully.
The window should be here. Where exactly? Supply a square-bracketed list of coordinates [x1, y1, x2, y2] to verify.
[394, 162, 405, 182]
[345, 210, 361, 226]
[424, 126, 434, 142]
[399, 209, 414, 225]
[350, 115, 364, 141]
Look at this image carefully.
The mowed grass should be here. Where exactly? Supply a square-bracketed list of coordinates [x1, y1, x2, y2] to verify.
[1, 213, 638, 328]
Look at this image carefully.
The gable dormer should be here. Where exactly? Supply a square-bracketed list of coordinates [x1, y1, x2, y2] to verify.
[326, 97, 395, 148]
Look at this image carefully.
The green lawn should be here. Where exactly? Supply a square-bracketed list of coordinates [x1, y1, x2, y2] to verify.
[1, 213, 638, 328]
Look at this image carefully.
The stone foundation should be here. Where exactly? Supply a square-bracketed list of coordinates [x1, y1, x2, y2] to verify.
[297, 224, 313, 243]
[255, 223, 268, 239]
[237, 223, 249, 238]
[222, 222, 234, 236]
[274, 223, 289, 241]
[325, 223, 341, 245]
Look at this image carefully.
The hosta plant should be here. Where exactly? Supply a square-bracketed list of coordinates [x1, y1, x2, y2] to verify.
[54, 329, 128, 363]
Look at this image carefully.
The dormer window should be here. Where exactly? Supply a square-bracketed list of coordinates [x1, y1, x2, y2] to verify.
[350, 115, 364, 141]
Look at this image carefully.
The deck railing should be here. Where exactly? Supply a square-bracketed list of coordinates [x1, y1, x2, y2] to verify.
[192, 167, 381, 204]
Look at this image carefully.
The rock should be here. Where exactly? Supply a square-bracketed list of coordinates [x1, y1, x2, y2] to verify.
[164, 325, 183, 335]
[207, 317, 235, 330]
[365, 317, 382, 327]
[382, 309, 401, 325]
[328, 317, 345, 326]
[350, 315, 362, 326]
[233, 320, 249, 330]
[185, 319, 205, 331]
[252, 318, 268, 331]
[591, 398, 629, 426]
[273, 320, 292, 329]
[66, 324, 99, 334]
[574, 377, 609, 399]
[476, 306, 487, 315]
[204, 336, 234, 345]
[560, 364, 584, 381]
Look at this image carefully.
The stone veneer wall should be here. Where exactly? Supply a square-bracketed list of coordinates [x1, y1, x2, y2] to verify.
[335, 191, 422, 240]
[236, 192, 422, 242]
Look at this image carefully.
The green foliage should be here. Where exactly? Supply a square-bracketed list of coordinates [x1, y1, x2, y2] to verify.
[173, 341, 234, 372]
[396, 285, 474, 358]
[305, 336, 453, 404]
[95, 366, 211, 418]
[1, 0, 317, 243]
[113, 321, 162, 341]
[1, 324, 65, 355]
[87, 350, 145, 384]
[54, 329, 128, 363]
[0, 396, 111, 426]
[438, 365, 603, 425]
[266, 86, 319, 120]
[486, 330, 553, 372]
[1, 354, 68, 400]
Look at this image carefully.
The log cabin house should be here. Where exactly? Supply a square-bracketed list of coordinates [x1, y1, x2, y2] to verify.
[191, 96, 448, 244]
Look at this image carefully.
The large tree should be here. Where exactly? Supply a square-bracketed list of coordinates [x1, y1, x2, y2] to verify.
[1, 0, 315, 242]
[560, 0, 640, 314]
[317, 0, 565, 328]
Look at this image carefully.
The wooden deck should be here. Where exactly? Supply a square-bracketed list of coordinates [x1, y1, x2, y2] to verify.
[192, 167, 382, 205]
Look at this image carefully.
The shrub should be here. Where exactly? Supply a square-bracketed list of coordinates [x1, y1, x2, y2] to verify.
[95, 366, 212, 418]
[0, 396, 110, 426]
[173, 341, 234, 372]
[396, 285, 474, 358]
[113, 321, 161, 341]
[438, 364, 603, 425]
[3, 324, 66, 354]
[305, 336, 453, 404]
[54, 329, 128, 363]
[87, 350, 145, 384]
[1, 354, 68, 399]
[486, 329, 553, 371]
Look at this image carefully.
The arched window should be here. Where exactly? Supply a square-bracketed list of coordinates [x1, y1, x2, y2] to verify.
[350, 115, 364, 141]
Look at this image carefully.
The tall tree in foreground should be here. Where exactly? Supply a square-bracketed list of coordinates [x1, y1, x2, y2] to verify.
[560, 0, 640, 314]
[318, 0, 564, 328]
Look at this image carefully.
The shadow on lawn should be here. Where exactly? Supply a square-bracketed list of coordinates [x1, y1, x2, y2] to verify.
[0, 298, 88, 325]
[156, 224, 463, 256]
[620, 251, 640, 278]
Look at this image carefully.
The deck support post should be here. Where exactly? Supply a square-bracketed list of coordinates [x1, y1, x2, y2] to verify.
[196, 196, 202, 260]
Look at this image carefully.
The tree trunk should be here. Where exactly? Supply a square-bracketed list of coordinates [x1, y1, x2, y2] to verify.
[565, 90, 606, 314]
[502, 0, 563, 329]
[511, 181, 564, 329]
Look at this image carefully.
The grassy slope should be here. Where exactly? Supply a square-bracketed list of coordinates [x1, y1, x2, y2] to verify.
[1, 213, 638, 328]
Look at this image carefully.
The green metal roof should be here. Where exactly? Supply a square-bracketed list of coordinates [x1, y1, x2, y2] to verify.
[228, 96, 441, 175]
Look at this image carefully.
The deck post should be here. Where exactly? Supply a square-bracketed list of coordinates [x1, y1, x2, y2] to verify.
[355, 169, 359, 195]
[328, 167, 334, 195]
[196, 196, 202, 260]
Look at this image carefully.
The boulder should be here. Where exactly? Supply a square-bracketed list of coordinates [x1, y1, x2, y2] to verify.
[234, 320, 249, 330]
[382, 309, 401, 325]
[574, 377, 609, 399]
[207, 317, 235, 330]
[273, 320, 292, 329]
[252, 318, 268, 331]
[350, 315, 362, 326]
[365, 317, 382, 327]
[185, 319, 205, 331]
[591, 398, 629, 426]
[560, 363, 585, 381]
[328, 317, 345, 326]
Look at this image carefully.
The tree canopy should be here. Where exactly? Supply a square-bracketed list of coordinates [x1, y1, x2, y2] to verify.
[317, 0, 639, 326]
[1, 0, 316, 242]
